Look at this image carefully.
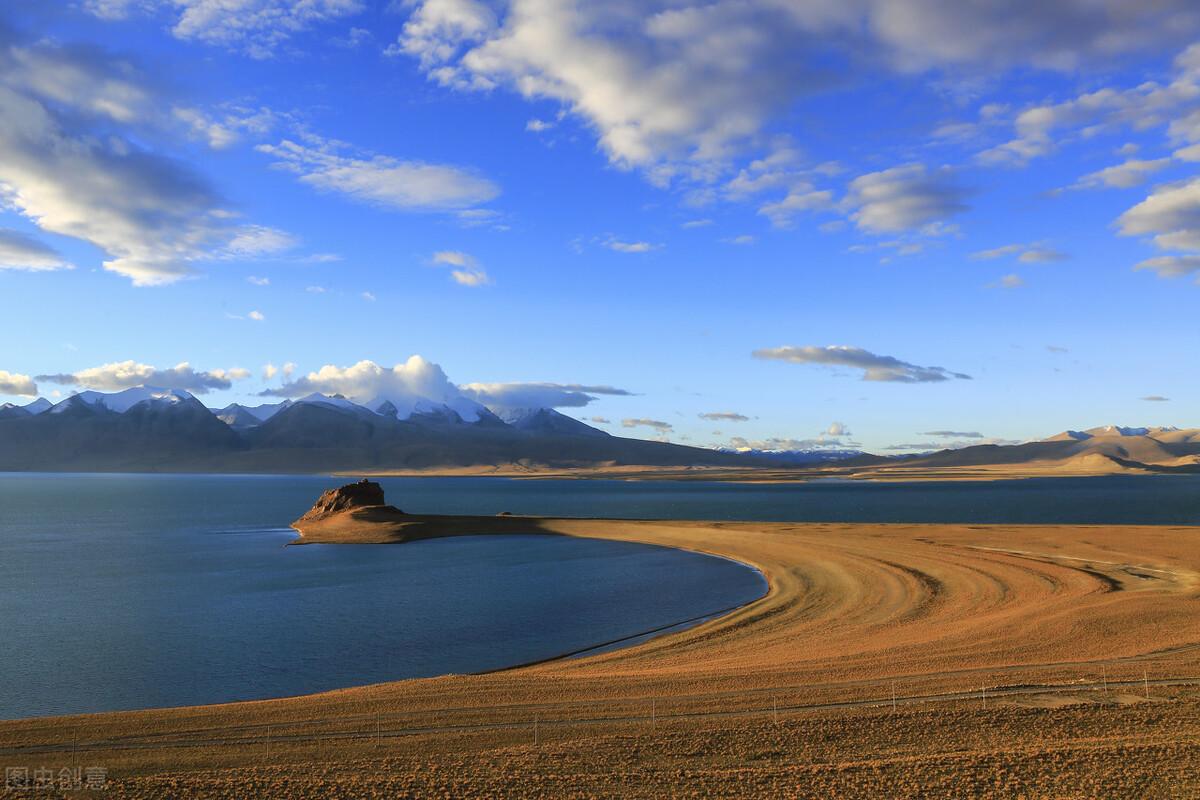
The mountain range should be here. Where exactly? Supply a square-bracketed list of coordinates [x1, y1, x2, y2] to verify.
[0, 387, 766, 473]
[837, 425, 1200, 478]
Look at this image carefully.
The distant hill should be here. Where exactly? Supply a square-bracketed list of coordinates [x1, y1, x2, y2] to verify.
[0, 388, 775, 473]
[839, 425, 1200, 478]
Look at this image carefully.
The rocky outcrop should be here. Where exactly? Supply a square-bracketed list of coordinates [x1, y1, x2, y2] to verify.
[295, 479, 401, 522]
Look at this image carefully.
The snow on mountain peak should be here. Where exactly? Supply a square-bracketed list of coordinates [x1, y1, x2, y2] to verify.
[51, 386, 197, 414]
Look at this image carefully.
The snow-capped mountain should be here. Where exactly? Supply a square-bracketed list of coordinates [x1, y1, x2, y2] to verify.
[49, 387, 199, 414]
[0, 385, 762, 472]
[22, 398, 51, 415]
[366, 393, 492, 424]
[495, 407, 610, 438]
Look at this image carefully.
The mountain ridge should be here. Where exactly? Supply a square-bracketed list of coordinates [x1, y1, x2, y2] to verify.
[0, 387, 772, 473]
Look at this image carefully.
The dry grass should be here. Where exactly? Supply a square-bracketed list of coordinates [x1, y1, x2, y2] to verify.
[2, 518, 1199, 798]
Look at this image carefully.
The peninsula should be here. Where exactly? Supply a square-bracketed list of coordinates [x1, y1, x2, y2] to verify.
[1, 482, 1197, 797]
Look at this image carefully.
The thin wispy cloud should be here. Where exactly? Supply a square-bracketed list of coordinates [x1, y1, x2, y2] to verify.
[753, 345, 971, 383]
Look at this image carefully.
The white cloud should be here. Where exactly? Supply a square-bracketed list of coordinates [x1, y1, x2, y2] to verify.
[753, 344, 971, 383]
[0, 370, 37, 396]
[431, 250, 491, 286]
[247, 276, 270, 286]
[222, 225, 298, 258]
[263, 363, 278, 380]
[987, 273, 1025, 289]
[728, 436, 848, 452]
[35, 361, 248, 393]
[847, 164, 970, 234]
[263, 356, 468, 405]
[361, 291, 376, 301]
[699, 411, 749, 422]
[1119, 177, 1200, 251]
[1133, 254, 1200, 280]
[980, 44, 1200, 166]
[622, 418, 673, 433]
[462, 382, 634, 409]
[971, 242, 1068, 263]
[88, 0, 366, 59]
[681, 219, 713, 228]
[0, 37, 293, 286]
[604, 238, 658, 253]
[393, 0, 1200, 186]
[257, 135, 499, 213]
[759, 188, 835, 228]
[248, 310, 265, 321]
[1070, 158, 1172, 190]
[0, 229, 73, 272]
[825, 421, 851, 436]
[0, 83, 225, 286]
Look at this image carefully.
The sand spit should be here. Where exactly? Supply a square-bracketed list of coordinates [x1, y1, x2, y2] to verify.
[2, 512, 1199, 797]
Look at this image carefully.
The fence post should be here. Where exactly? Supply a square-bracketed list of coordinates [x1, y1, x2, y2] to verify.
[773, 695, 778, 725]
[1144, 669, 1150, 701]
[891, 683, 896, 714]
[265, 725, 270, 761]
[534, 714, 539, 746]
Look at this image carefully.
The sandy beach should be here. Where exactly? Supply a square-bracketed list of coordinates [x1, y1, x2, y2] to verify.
[1, 513, 1198, 797]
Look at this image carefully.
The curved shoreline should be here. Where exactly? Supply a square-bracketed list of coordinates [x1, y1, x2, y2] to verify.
[2, 516, 1199, 796]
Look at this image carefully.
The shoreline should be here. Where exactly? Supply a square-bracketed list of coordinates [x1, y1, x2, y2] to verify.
[3, 516, 1199, 795]
[2, 465, 1195, 482]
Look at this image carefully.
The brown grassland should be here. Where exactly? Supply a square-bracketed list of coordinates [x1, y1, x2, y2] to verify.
[2, 513, 1199, 798]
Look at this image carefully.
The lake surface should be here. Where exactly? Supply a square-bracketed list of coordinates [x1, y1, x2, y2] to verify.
[0, 474, 769, 720]
[2, 472, 1198, 719]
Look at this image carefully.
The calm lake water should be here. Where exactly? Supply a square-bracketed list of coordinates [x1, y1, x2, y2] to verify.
[1, 472, 1197, 719]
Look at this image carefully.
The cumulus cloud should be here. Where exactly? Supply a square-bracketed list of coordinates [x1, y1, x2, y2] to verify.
[432, 250, 491, 286]
[980, 43, 1200, 166]
[753, 345, 971, 383]
[0, 81, 223, 285]
[87, 0, 365, 59]
[759, 188, 836, 228]
[825, 421, 851, 436]
[392, 0, 1200, 186]
[262, 356, 465, 402]
[35, 361, 249, 393]
[261, 356, 632, 411]
[257, 135, 499, 213]
[622, 418, 673, 432]
[1070, 159, 1172, 190]
[0, 33, 296, 285]
[1133, 255, 1200, 280]
[0, 229, 73, 272]
[462, 382, 634, 409]
[846, 164, 969, 234]
[0, 370, 37, 396]
[1119, 177, 1200, 270]
[699, 411, 749, 422]
[247, 276, 270, 286]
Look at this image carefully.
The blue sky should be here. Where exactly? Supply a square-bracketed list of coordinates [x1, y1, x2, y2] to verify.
[1, 1, 1199, 453]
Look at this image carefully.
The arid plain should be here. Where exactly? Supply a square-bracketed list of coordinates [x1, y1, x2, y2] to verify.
[1, 511, 1198, 798]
